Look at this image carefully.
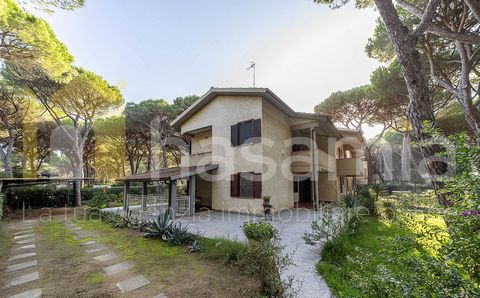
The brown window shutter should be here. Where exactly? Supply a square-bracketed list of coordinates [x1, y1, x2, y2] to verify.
[231, 124, 238, 146]
[253, 173, 262, 198]
[230, 174, 239, 197]
[253, 119, 261, 143]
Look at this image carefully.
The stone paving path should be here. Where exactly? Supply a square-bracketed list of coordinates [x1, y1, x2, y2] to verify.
[3, 220, 42, 298]
[63, 221, 168, 297]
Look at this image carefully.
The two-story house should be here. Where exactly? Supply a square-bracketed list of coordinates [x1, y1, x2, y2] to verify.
[119, 88, 367, 216]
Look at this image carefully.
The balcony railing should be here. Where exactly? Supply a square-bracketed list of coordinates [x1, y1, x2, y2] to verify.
[181, 151, 212, 167]
[337, 158, 364, 176]
[291, 149, 335, 172]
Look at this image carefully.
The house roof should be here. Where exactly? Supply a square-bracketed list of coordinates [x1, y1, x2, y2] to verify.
[337, 128, 366, 144]
[116, 164, 218, 182]
[170, 87, 341, 137]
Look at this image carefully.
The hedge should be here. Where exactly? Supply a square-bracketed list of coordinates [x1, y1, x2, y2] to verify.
[0, 193, 5, 219]
[5, 186, 73, 209]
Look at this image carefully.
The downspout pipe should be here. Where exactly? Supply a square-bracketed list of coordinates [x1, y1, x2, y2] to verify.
[310, 128, 320, 211]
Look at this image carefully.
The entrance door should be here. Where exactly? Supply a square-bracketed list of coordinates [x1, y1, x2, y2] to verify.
[298, 178, 311, 202]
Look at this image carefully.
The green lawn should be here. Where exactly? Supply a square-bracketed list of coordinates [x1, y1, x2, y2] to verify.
[317, 216, 479, 297]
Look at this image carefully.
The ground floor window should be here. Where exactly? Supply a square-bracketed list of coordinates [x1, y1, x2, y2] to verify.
[230, 172, 261, 198]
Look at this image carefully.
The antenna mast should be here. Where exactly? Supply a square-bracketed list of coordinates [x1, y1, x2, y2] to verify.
[247, 61, 256, 87]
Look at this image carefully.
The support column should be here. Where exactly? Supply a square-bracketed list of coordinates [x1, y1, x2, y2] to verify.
[123, 181, 130, 212]
[169, 179, 177, 218]
[311, 128, 320, 210]
[188, 175, 196, 216]
[142, 181, 148, 212]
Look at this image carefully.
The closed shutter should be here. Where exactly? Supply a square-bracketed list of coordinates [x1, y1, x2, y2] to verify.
[230, 174, 240, 197]
[231, 124, 238, 146]
[253, 173, 262, 198]
[253, 119, 261, 143]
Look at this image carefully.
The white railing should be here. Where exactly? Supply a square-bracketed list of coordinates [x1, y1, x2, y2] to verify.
[126, 194, 168, 219]
[126, 194, 190, 218]
[176, 196, 190, 216]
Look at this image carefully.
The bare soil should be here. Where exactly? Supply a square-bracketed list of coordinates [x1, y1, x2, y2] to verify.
[1, 208, 259, 297]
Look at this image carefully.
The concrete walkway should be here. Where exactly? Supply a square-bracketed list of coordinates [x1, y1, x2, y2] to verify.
[180, 209, 333, 298]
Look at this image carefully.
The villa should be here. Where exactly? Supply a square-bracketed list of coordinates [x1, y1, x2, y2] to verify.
[119, 88, 368, 216]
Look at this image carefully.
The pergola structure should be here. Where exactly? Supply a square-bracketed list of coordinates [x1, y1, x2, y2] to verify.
[116, 164, 218, 217]
[0, 177, 93, 192]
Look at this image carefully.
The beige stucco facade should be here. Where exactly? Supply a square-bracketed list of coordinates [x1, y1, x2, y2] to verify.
[172, 88, 367, 212]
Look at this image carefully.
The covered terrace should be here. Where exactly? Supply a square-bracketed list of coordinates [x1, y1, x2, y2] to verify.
[116, 164, 218, 218]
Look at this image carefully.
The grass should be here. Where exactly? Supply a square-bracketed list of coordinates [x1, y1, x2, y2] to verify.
[197, 236, 248, 265]
[316, 215, 479, 297]
[74, 219, 259, 296]
[89, 273, 104, 284]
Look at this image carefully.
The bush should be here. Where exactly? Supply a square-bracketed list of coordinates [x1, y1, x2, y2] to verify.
[242, 221, 277, 241]
[0, 193, 5, 219]
[239, 225, 293, 297]
[6, 185, 72, 208]
[86, 192, 119, 209]
[96, 210, 141, 229]
[143, 211, 197, 246]
[341, 194, 362, 209]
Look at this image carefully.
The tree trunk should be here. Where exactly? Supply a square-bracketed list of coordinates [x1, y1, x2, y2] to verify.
[364, 146, 375, 184]
[161, 142, 168, 169]
[0, 135, 14, 178]
[374, 0, 449, 206]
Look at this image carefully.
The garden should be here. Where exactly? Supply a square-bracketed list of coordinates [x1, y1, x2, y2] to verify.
[304, 130, 480, 297]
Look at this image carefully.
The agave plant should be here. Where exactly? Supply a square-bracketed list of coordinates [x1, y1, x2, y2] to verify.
[163, 221, 196, 245]
[143, 211, 173, 238]
[188, 240, 202, 253]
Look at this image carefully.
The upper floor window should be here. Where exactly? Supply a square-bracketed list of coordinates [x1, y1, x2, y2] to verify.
[231, 119, 261, 146]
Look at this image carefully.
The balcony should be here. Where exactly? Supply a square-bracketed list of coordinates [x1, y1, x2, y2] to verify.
[337, 158, 364, 176]
[291, 149, 335, 173]
[181, 151, 212, 167]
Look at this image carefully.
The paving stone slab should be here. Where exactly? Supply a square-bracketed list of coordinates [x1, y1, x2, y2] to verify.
[14, 230, 33, 236]
[6, 260, 38, 272]
[69, 227, 82, 231]
[13, 244, 35, 251]
[103, 261, 133, 276]
[15, 238, 35, 245]
[75, 234, 94, 240]
[8, 252, 36, 261]
[152, 294, 168, 298]
[14, 234, 34, 240]
[93, 253, 118, 262]
[85, 244, 108, 253]
[4, 271, 39, 288]
[15, 226, 33, 231]
[7, 288, 42, 298]
[80, 240, 96, 246]
[116, 275, 150, 293]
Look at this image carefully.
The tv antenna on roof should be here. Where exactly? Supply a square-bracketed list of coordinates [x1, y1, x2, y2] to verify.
[246, 61, 255, 87]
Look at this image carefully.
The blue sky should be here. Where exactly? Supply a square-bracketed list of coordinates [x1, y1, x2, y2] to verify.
[34, 0, 381, 134]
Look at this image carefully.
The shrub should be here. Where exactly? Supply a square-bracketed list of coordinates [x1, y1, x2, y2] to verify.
[341, 194, 362, 209]
[304, 205, 364, 246]
[86, 192, 119, 209]
[0, 193, 5, 219]
[143, 211, 196, 246]
[6, 185, 72, 208]
[239, 226, 294, 297]
[242, 221, 277, 241]
[97, 210, 141, 229]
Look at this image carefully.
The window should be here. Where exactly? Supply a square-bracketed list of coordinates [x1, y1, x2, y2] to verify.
[339, 176, 345, 193]
[230, 172, 261, 198]
[231, 119, 261, 146]
[292, 144, 310, 152]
